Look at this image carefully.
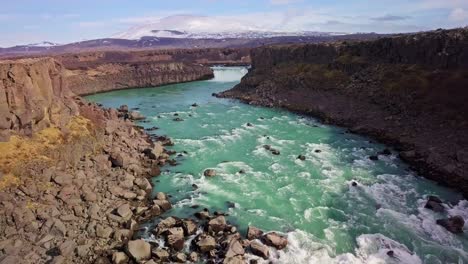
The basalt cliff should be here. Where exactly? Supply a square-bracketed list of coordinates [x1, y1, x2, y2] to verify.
[0, 58, 79, 141]
[219, 28, 468, 196]
[56, 48, 250, 95]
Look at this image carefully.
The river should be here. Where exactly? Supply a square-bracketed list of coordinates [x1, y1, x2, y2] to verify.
[87, 67, 468, 263]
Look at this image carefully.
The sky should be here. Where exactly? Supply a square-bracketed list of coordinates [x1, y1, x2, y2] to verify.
[1, 0, 468, 47]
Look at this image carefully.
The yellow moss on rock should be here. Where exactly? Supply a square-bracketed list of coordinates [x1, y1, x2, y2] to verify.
[0, 115, 94, 174]
[0, 173, 21, 191]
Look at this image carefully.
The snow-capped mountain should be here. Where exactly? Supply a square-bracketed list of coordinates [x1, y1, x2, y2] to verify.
[113, 15, 346, 40]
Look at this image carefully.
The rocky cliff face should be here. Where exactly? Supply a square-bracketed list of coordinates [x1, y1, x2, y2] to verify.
[65, 62, 214, 95]
[220, 27, 468, 196]
[0, 58, 79, 141]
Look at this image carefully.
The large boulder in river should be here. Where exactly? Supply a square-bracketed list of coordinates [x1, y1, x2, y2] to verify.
[166, 227, 185, 251]
[250, 241, 269, 259]
[263, 232, 288, 249]
[129, 111, 145, 120]
[425, 196, 445, 212]
[247, 226, 263, 240]
[436, 215, 465, 233]
[196, 234, 216, 253]
[208, 215, 227, 233]
[127, 239, 151, 261]
[204, 169, 217, 177]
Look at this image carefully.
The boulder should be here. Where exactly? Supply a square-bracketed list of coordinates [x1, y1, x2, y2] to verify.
[189, 252, 199, 262]
[158, 217, 178, 229]
[156, 192, 167, 200]
[225, 239, 245, 258]
[271, 149, 280, 155]
[425, 201, 444, 212]
[153, 199, 172, 211]
[223, 256, 245, 264]
[204, 169, 217, 177]
[166, 227, 185, 251]
[208, 215, 227, 233]
[247, 226, 263, 240]
[110, 152, 125, 168]
[297, 155, 306, 161]
[53, 172, 74, 186]
[197, 234, 216, 253]
[182, 219, 198, 236]
[116, 204, 133, 219]
[112, 252, 129, 264]
[96, 224, 113, 238]
[114, 229, 132, 243]
[195, 209, 210, 220]
[263, 232, 288, 249]
[129, 111, 145, 120]
[149, 165, 161, 177]
[173, 253, 187, 263]
[436, 216, 465, 233]
[127, 239, 151, 262]
[58, 240, 76, 256]
[250, 241, 269, 259]
[152, 248, 169, 261]
[118, 105, 129, 113]
[134, 178, 152, 191]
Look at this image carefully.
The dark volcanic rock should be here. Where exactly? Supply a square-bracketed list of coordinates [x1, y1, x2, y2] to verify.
[219, 27, 468, 198]
[436, 216, 465, 234]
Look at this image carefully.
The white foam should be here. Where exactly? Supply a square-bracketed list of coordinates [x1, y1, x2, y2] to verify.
[269, 231, 422, 264]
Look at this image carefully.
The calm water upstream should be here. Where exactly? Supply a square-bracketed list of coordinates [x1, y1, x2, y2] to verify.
[87, 67, 468, 263]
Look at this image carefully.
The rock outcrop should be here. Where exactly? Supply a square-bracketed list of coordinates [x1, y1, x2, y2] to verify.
[0, 58, 79, 141]
[65, 62, 214, 95]
[220, 27, 468, 196]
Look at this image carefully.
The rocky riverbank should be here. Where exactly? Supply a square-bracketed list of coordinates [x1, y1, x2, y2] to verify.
[0, 58, 289, 263]
[218, 28, 468, 197]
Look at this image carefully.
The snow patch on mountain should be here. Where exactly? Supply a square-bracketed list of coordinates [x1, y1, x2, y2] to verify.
[113, 15, 346, 40]
[25, 41, 60, 47]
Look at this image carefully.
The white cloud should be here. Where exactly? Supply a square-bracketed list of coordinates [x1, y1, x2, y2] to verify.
[449, 8, 468, 21]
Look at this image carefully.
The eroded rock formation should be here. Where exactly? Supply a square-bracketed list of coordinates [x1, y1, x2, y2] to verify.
[65, 62, 214, 95]
[0, 58, 79, 141]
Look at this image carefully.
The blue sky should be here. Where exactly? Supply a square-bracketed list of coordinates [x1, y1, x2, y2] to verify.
[1, 0, 467, 47]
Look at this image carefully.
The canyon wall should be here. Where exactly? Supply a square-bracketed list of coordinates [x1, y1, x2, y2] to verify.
[0, 58, 79, 141]
[220, 28, 468, 196]
[54, 48, 249, 95]
[65, 62, 214, 95]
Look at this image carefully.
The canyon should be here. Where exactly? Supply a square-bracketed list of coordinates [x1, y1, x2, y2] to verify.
[1, 27, 468, 263]
[219, 27, 468, 197]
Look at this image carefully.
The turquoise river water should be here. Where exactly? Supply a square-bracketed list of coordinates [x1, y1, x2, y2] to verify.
[87, 67, 468, 263]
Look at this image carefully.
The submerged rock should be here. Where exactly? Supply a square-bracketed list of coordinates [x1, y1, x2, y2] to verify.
[204, 169, 217, 177]
[436, 216, 465, 233]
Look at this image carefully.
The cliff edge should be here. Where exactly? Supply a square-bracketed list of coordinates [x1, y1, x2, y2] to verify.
[220, 28, 468, 196]
[0, 58, 79, 141]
